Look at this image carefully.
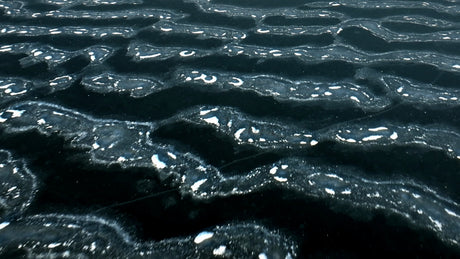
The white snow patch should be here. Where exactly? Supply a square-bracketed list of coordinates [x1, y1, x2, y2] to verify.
[445, 208, 460, 218]
[234, 128, 246, 140]
[341, 189, 352, 195]
[390, 132, 398, 140]
[151, 154, 167, 169]
[228, 77, 243, 87]
[48, 243, 61, 248]
[258, 253, 268, 259]
[213, 245, 226, 256]
[274, 176, 287, 182]
[362, 135, 383, 141]
[6, 109, 25, 118]
[191, 179, 207, 192]
[194, 231, 214, 244]
[368, 127, 388, 132]
[0, 222, 9, 230]
[350, 96, 360, 102]
[325, 188, 335, 195]
[203, 116, 219, 126]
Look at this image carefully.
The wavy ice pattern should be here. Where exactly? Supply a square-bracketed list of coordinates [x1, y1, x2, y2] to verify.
[0, 0, 459, 257]
[0, 214, 296, 258]
[0, 150, 37, 222]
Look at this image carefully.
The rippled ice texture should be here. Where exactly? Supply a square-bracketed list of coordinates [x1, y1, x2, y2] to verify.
[0, 0, 459, 257]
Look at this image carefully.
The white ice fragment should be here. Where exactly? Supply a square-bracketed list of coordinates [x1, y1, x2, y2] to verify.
[0, 83, 14, 89]
[453, 64, 460, 69]
[37, 119, 46, 125]
[90, 242, 96, 252]
[139, 53, 161, 59]
[117, 156, 126, 162]
[362, 135, 383, 141]
[445, 208, 460, 218]
[281, 164, 288, 170]
[390, 132, 398, 140]
[228, 77, 243, 87]
[191, 179, 207, 192]
[325, 188, 335, 195]
[310, 140, 318, 146]
[258, 253, 268, 259]
[274, 176, 288, 182]
[368, 127, 388, 132]
[151, 154, 167, 169]
[10, 90, 27, 96]
[341, 189, 352, 195]
[179, 50, 196, 57]
[92, 143, 100, 149]
[0, 222, 9, 230]
[195, 73, 217, 84]
[67, 224, 79, 229]
[234, 128, 246, 140]
[203, 116, 219, 126]
[325, 174, 343, 181]
[256, 29, 270, 33]
[6, 109, 25, 118]
[48, 243, 61, 248]
[428, 216, 443, 231]
[199, 107, 218, 115]
[367, 192, 381, 198]
[350, 96, 360, 102]
[194, 231, 214, 244]
[213, 245, 226, 256]
[269, 166, 278, 175]
[324, 91, 332, 96]
[167, 152, 177, 159]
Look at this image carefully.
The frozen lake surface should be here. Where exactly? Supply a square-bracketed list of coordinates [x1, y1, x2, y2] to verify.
[0, 0, 459, 257]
